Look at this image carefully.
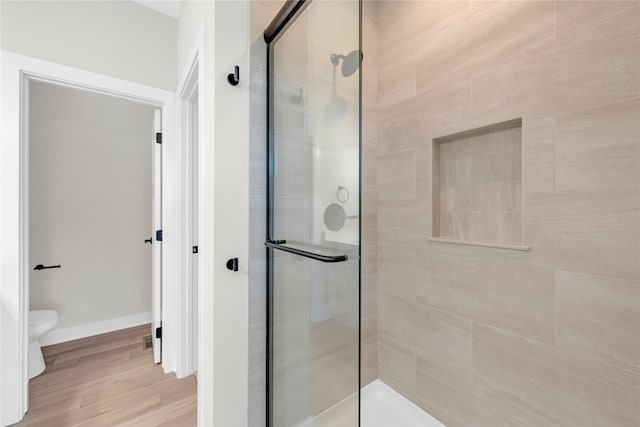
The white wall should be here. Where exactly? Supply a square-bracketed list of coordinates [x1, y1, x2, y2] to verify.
[177, 1, 250, 425]
[0, 0, 177, 91]
[29, 81, 153, 332]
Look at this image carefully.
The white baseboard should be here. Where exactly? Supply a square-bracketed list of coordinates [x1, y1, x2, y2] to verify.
[39, 311, 152, 346]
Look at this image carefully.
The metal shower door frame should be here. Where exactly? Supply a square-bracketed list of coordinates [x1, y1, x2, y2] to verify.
[263, 0, 363, 425]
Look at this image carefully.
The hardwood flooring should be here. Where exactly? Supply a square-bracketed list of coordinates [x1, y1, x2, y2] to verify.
[16, 324, 197, 426]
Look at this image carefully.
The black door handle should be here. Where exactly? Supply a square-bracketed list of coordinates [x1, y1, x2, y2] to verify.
[264, 240, 348, 263]
[144, 238, 153, 244]
[34, 264, 61, 270]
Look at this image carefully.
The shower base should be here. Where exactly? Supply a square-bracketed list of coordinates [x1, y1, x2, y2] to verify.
[300, 379, 444, 427]
[361, 380, 443, 426]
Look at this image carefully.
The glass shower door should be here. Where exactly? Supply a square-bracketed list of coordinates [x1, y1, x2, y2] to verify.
[265, 1, 361, 426]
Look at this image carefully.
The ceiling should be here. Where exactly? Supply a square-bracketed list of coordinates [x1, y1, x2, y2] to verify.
[133, 0, 182, 19]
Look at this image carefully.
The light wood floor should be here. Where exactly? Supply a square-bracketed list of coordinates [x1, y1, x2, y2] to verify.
[16, 324, 197, 426]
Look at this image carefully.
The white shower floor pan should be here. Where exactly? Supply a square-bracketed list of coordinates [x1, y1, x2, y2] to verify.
[300, 379, 445, 427]
[362, 380, 444, 426]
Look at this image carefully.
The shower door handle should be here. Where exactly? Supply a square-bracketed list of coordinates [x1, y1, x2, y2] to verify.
[265, 240, 348, 263]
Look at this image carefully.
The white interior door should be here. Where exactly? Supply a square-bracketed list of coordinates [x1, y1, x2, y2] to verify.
[152, 108, 162, 364]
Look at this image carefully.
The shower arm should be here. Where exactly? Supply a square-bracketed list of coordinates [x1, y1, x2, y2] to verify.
[331, 53, 345, 64]
[331, 62, 337, 93]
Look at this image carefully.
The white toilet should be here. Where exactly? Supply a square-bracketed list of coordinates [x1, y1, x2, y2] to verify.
[28, 310, 58, 379]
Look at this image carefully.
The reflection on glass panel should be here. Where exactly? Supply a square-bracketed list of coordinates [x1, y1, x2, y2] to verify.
[270, 0, 360, 426]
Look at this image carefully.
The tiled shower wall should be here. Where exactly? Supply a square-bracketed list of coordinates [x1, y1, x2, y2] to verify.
[361, 0, 379, 388]
[376, 1, 640, 426]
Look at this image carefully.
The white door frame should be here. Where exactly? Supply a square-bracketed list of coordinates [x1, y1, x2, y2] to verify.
[0, 51, 178, 425]
[152, 108, 163, 364]
[176, 21, 205, 379]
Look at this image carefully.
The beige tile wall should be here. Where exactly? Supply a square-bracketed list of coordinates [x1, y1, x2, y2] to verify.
[377, 1, 640, 426]
[362, 0, 380, 386]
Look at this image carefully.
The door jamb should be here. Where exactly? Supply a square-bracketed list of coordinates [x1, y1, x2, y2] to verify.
[176, 21, 205, 379]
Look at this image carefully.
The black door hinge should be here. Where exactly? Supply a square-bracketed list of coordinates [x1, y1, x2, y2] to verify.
[192, 246, 198, 254]
[155, 326, 162, 339]
[156, 230, 163, 241]
[156, 132, 162, 144]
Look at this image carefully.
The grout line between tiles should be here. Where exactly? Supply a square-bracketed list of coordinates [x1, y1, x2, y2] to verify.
[554, 1, 639, 41]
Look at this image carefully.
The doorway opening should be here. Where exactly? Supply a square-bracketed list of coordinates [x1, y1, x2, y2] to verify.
[0, 51, 179, 423]
[28, 81, 162, 365]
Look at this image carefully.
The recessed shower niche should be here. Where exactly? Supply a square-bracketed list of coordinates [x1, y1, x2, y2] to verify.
[431, 118, 529, 250]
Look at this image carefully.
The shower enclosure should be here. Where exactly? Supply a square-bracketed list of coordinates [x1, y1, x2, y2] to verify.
[254, 0, 640, 426]
[264, 1, 361, 425]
